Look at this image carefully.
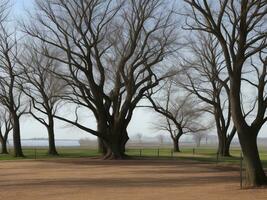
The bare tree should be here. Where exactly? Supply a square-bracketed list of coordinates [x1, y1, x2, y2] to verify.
[148, 81, 209, 152]
[179, 32, 236, 157]
[184, 0, 267, 186]
[19, 43, 65, 156]
[23, 0, 178, 159]
[0, 1, 25, 157]
[0, 109, 12, 154]
[153, 116, 183, 152]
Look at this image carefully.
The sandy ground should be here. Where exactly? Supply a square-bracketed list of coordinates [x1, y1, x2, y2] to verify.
[0, 158, 267, 200]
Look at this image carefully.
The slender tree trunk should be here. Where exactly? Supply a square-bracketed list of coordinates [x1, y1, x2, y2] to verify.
[217, 140, 231, 157]
[217, 132, 231, 157]
[46, 120, 58, 156]
[224, 139, 231, 156]
[0, 140, 8, 154]
[12, 114, 24, 157]
[238, 130, 267, 187]
[221, 127, 236, 157]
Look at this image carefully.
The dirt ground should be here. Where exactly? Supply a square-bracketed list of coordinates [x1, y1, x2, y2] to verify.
[0, 158, 267, 200]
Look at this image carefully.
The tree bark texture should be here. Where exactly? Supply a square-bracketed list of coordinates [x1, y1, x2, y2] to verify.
[12, 114, 24, 157]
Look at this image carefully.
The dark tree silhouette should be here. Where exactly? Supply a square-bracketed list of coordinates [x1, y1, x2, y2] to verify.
[0, 109, 12, 154]
[23, 0, 178, 159]
[0, 0, 25, 157]
[184, 0, 267, 187]
[148, 81, 209, 152]
[19, 43, 65, 156]
[180, 32, 236, 157]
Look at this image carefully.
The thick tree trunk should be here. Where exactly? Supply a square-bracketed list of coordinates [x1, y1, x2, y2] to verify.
[239, 130, 267, 187]
[98, 137, 107, 155]
[97, 119, 129, 160]
[103, 137, 124, 160]
[0, 140, 8, 154]
[97, 122, 108, 156]
[217, 133, 231, 157]
[173, 137, 180, 152]
[103, 133, 129, 160]
[103, 128, 129, 160]
[230, 76, 267, 186]
[46, 122, 58, 156]
[12, 114, 24, 157]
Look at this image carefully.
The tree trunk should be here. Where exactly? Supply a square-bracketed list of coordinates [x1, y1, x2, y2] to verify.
[98, 137, 107, 155]
[46, 122, 58, 156]
[102, 133, 129, 160]
[230, 76, 267, 186]
[217, 141, 230, 157]
[224, 139, 231, 156]
[0, 140, 8, 154]
[95, 117, 129, 160]
[12, 114, 24, 157]
[103, 128, 128, 160]
[173, 137, 180, 152]
[97, 122, 108, 156]
[103, 137, 124, 160]
[97, 119, 129, 160]
[217, 133, 231, 157]
[120, 131, 129, 156]
[238, 130, 267, 187]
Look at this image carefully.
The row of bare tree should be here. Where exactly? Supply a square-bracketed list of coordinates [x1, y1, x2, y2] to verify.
[146, 0, 267, 187]
[184, 0, 267, 187]
[0, 0, 266, 187]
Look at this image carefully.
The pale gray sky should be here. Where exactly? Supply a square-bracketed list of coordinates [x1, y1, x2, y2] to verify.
[10, 0, 157, 140]
[11, 0, 267, 141]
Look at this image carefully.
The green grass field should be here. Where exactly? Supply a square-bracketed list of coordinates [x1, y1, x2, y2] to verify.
[1, 146, 267, 168]
[0, 147, 100, 160]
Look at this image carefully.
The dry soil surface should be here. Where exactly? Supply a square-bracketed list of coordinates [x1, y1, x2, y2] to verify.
[0, 158, 267, 200]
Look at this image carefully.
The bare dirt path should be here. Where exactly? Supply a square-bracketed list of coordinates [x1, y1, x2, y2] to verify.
[0, 158, 266, 200]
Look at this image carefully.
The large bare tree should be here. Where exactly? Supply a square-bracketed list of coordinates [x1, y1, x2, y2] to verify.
[184, 0, 267, 186]
[23, 0, 178, 159]
[0, 108, 12, 154]
[180, 32, 236, 157]
[19, 43, 65, 156]
[0, 1, 25, 157]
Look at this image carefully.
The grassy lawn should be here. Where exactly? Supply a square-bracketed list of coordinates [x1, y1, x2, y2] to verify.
[1, 146, 267, 168]
[0, 147, 100, 160]
[125, 147, 267, 168]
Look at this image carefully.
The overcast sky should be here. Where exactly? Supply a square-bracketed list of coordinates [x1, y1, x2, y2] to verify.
[11, 0, 267, 141]
[9, 0, 156, 140]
